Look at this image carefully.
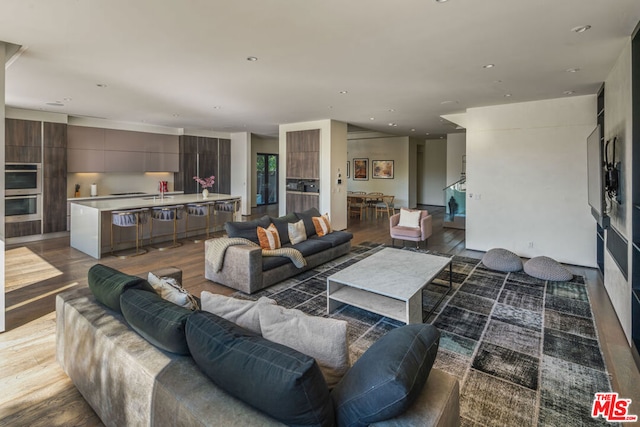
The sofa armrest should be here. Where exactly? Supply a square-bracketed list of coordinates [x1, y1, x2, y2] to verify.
[421, 214, 433, 241]
[390, 213, 401, 228]
[204, 241, 264, 294]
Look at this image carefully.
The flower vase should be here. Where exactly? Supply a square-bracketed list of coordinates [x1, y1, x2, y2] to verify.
[202, 188, 209, 199]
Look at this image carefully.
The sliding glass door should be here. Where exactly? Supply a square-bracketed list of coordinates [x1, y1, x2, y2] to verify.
[257, 153, 278, 205]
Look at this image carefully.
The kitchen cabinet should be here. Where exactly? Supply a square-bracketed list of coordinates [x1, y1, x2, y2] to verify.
[67, 125, 178, 172]
[5, 118, 42, 163]
[5, 220, 41, 238]
[175, 136, 230, 194]
[286, 192, 319, 214]
[43, 122, 68, 233]
[286, 129, 319, 179]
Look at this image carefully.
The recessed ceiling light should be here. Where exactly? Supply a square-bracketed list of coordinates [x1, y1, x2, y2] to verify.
[213, 106, 222, 109]
[172, 113, 180, 117]
[369, 117, 375, 121]
[493, 80, 503, 84]
[571, 25, 591, 33]
[247, 56, 258, 61]
[440, 100, 458, 105]
[96, 83, 108, 88]
[411, 129, 416, 132]
[482, 64, 495, 69]
[565, 68, 580, 73]
[45, 102, 64, 107]
[435, 0, 448, 3]
[388, 108, 395, 112]
[504, 93, 512, 97]
[425, 133, 430, 135]
[339, 90, 348, 94]
[388, 123, 397, 127]
[63, 97, 72, 101]
[563, 90, 575, 95]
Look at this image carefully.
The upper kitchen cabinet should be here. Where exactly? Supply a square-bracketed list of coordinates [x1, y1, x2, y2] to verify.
[174, 136, 230, 194]
[67, 126, 178, 172]
[286, 129, 319, 179]
[5, 118, 42, 163]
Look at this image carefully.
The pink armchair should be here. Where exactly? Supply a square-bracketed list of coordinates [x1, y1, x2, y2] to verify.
[389, 209, 433, 248]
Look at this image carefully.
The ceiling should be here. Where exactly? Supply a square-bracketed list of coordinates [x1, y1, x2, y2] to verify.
[2, 0, 639, 138]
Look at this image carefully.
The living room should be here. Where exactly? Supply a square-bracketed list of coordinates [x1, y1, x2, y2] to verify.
[2, 1, 640, 426]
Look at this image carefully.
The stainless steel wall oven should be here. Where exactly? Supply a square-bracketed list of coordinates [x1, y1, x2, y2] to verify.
[5, 163, 42, 195]
[5, 194, 42, 223]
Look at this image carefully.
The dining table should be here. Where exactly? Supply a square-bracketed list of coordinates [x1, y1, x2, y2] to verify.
[346, 193, 386, 219]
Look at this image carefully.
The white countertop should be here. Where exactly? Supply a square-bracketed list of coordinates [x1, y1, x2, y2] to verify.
[69, 193, 240, 211]
[68, 191, 184, 202]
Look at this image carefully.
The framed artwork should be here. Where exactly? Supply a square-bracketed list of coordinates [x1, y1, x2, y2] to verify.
[372, 160, 394, 179]
[346, 161, 350, 178]
[353, 158, 368, 180]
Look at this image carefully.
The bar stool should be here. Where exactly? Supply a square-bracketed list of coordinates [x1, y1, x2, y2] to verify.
[185, 202, 210, 242]
[110, 208, 149, 258]
[149, 205, 185, 250]
[213, 199, 239, 233]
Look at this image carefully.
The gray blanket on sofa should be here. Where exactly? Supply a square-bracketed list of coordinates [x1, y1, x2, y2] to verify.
[206, 237, 307, 272]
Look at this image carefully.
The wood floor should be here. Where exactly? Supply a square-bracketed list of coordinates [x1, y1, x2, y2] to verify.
[1, 205, 638, 425]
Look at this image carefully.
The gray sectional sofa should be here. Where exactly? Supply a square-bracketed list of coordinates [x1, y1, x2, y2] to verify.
[205, 208, 353, 294]
[57, 266, 461, 427]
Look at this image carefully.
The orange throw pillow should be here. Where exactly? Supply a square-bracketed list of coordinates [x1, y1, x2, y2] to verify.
[257, 223, 281, 250]
[312, 213, 333, 237]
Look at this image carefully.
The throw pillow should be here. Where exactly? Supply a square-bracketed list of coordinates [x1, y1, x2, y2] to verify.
[200, 291, 276, 334]
[288, 219, 308, 245]
[87, 263, 156, 313]
[296, 207, 322, 237]
[270, 213, 298, 245]
[312, 213, 333, 237]
[186, 311, 335, 427]
[120, 289, 194, 355]
[257, 223, 281, 250]
[259, 304, 349, 388]
[397, 208, 422, 228]
[147, 272, 198, 310]
[331, 324, 440, 427]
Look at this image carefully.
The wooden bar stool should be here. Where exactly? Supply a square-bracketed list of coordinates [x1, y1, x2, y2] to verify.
[110, 208, 149, 258]
[185, 202, 210, 242]
[150, 205, 185, 250]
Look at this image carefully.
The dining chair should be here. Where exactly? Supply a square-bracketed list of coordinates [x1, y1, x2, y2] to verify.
[348, 196, 367, 220]
[375, 195, 395, 219]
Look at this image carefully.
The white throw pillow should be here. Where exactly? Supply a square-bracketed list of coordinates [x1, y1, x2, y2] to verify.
[288, 219, 308, 245]
[397, 208, 422, 228]
[200, 292, 276, 334]
[258, 304, 350, 388]
[147, 272, 198, 310]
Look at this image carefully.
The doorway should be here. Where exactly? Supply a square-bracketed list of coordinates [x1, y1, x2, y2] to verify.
[256, 153, 278, 205]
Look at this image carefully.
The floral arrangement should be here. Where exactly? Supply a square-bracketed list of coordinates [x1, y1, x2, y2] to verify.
[193, 175, 215, 189]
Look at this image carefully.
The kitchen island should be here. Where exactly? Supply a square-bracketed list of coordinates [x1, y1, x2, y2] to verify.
[70, 193, 241, 259]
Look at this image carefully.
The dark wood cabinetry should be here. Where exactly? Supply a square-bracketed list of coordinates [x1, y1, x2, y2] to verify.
[43, 122, 68, 233]
[174, 136, 230, 194]
[286, 129, 320, 213]
[5, 220, 41, 238]
[630, 29, 640, 360]
[5, 118, 42, 163]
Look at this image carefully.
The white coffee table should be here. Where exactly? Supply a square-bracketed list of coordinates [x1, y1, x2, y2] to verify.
[327, 247, 452, 324]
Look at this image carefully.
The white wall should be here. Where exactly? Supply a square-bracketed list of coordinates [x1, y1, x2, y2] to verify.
[419, 139, 447, 206]
[231, 132, 251, 216]
[251, 135, 279, 207]
[603, 39, 633, 344]
[347, 135, 411, 208]
[447, 133, 466, 186]
[463, 95, 597, 266]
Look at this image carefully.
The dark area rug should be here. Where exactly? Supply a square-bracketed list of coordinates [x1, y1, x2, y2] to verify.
[233, 243, 616, 427]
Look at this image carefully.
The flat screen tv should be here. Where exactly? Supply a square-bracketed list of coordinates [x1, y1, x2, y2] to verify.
[586, 124, 610, 229]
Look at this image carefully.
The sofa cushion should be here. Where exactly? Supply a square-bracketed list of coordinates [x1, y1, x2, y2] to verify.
[288, 219, 308, 245]
[292, 237, 333, 257]
[296, 207, 322, 237]
[120, 289, 193, 355]
[257, 223, 281, 250]
[200, 292, 276, 334]
[262, 255, 291, 271]
[271, 213, 298, 245]
[482, 248, 523, 272]
[312, 213, 333, 237]
[224, 215, 271, 244]
[186, 311, 335, 427]
[331, 324, 440, 427]
[147, 272, 198, 310]
[88, 263, 155, 313]
[317, 230, 353, 248]
[389, 226, 422, 239]
[259, 304, 350, 388]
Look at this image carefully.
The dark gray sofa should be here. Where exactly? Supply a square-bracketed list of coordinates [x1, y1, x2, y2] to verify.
[205, 208, 353, 294]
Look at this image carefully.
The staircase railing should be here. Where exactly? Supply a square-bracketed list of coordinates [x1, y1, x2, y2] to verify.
[444, 177, 466, 221]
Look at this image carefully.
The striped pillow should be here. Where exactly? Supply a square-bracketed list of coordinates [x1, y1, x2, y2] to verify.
[257, 223, 281, 250]
[312, 213, 333, 237]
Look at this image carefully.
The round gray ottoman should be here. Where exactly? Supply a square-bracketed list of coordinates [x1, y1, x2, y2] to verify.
[482, 248, 523, 272]
[524, 256, 573, 281]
